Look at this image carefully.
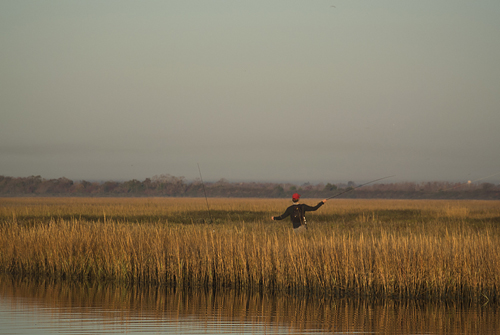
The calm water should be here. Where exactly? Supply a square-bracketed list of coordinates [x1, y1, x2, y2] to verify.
[0, 275, 499, 334]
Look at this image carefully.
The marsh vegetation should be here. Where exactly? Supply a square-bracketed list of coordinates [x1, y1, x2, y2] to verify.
[1, 197, 499, 303]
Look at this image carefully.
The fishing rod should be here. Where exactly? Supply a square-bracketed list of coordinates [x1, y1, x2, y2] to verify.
[326, 175, 395, 200]
[197, 163, 213, 223]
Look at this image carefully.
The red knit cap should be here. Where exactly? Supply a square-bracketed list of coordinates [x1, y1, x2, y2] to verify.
[292, 193, 300, 201]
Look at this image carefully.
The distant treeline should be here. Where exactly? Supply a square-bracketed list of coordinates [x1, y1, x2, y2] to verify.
[1, 174, 499, 199]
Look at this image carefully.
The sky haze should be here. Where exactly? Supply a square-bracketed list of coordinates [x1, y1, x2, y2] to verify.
[1, 1, 499, 184]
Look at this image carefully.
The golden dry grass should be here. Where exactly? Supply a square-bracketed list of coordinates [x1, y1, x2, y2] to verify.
[1, 197, 500, 303]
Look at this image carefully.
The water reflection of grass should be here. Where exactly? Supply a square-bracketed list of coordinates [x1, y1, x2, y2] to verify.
[1, 275, 499, 334]
[1, 197, 500, 303]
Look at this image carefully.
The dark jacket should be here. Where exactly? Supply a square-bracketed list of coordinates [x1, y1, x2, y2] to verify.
[273, 202, 324, 229]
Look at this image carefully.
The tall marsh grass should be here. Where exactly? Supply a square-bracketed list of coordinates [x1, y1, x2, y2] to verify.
[1, 197, 500, 303]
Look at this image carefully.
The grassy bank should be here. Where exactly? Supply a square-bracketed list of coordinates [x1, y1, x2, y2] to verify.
[1, 197, 499, 303]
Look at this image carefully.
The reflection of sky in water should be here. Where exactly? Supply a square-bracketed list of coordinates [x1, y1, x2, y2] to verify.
[1, 276, 499, 334]
[0, 301, 334, 335]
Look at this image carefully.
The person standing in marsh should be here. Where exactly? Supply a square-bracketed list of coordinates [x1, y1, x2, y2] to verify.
[271, 193, 327, 233]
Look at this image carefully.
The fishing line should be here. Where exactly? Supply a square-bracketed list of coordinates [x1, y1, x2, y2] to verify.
[198, 163, 213, 223]
[326, 175, 395, 200]
[440, 170, 500, 192]
[470, 170, 500, 183]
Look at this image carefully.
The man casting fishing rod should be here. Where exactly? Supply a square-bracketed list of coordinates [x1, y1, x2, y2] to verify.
[271, 193, 327, 233]
[271, 176, 394, 232]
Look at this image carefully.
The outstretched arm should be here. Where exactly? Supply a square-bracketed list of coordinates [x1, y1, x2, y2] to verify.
[272, 206, 292, 221]
[303, 200, 326, 212]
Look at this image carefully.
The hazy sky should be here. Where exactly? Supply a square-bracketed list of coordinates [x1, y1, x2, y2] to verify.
[1, 1, 499, 184]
